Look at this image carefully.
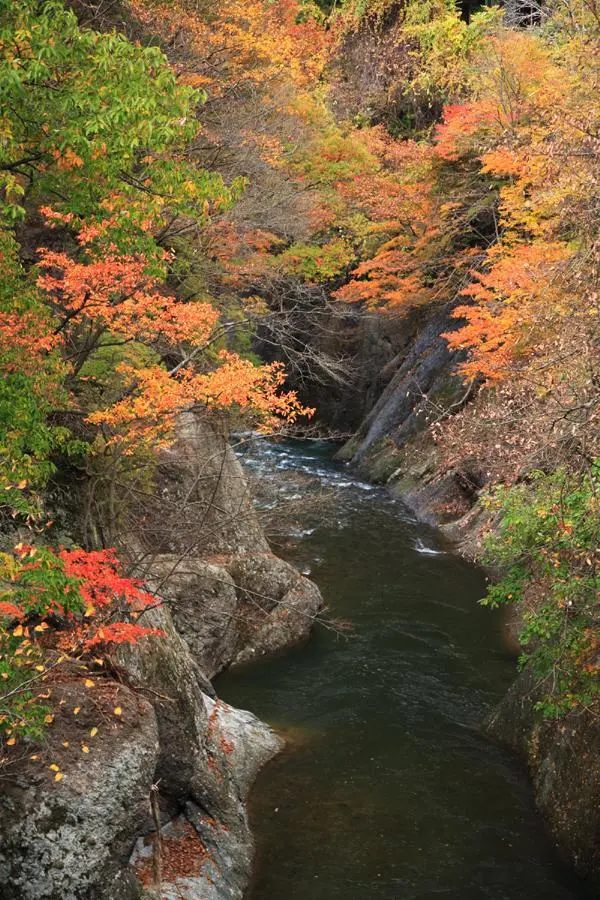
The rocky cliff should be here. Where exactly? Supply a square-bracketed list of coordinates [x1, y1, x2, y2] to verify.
[338, 324, 600, 886]
[486, 672, 600, 893]
[0, 414, 323, 900]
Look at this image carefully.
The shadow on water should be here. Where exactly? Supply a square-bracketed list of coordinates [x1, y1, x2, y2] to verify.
[217, 439, 587, 900]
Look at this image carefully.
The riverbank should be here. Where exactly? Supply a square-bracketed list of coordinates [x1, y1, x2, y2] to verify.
[339, 428, 600, 894]
[0, 419, 323, 900]
[219, 438, 588, 900]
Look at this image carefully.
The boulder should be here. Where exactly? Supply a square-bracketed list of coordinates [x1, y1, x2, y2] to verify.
[139, 550, 324, 679]
[0, 683, 159, 900]
[120, 603, 282, 898]
[225, 551, 324, 665]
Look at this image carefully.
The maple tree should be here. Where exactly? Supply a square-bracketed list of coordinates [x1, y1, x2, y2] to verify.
[0, 0, 316, 756]
[0, 543, 162, 745]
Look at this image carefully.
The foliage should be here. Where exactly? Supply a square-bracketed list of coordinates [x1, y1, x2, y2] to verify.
[0, 230, 79, 521]
[326, 0, 600, 718]
[481, 467, 600, 716]
[0, 0, 598, 750]
[0, 544, 161, 747]
[0, 0, 316, 756]
[0, 0, 216, 225]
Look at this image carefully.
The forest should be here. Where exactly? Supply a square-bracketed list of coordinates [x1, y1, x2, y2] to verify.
[0, 0, 599, 895]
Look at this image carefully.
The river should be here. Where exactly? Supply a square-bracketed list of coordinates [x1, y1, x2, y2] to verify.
[217, 438, 586, 900]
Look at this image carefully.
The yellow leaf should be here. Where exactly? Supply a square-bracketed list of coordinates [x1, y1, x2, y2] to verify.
[34, 623, 49, 633]
[12, 625, 23, 637]
[6, 737, 16, 746]
[114, 706, 122, 717]
[49, 763, 59, 772]
[54, 772, 63, 782]
[30, 754, 39, 760]
[62, 741, 69, 748]
[17, 480, 27, 489]
[35, 665, 45, 673]
[73, 707, 81, 715]
[84, 679, 94, 688]
[81, 745, 90, 754]
[44, 714, 54, 724]
[84, 606, 95, 618]
[89, 727, 98, 738]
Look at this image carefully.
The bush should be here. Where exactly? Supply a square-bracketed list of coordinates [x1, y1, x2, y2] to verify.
[481, 464, 600, 716]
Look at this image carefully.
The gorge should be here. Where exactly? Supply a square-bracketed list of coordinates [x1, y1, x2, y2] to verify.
[0, 0, 599, 897]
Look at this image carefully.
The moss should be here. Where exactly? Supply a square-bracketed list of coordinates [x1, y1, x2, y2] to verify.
[336, 436, 360, 461]
[359, 437, 405, 483]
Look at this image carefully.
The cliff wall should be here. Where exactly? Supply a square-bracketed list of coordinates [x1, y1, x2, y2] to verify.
[0, 415, 323, 899]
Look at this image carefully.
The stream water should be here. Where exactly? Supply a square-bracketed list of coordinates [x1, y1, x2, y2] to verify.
[217, 439, 586, 900]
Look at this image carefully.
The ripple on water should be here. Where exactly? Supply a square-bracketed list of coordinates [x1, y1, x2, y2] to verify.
[219, 438, 586, 900]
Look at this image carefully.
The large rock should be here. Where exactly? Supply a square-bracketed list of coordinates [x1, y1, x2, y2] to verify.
[132, 412, 269, 559]
[123, 414, 325, 673]
[486, 669, 600, 888]
[120, 603, 282, 899]
[117, 604, 219, 808]
[0, 600, 284, 900]
[345, 304, 468, 469]
[183, 696, 283, 900]
[226, 551, 323, 666]
[142, 559, 241, 680]
[0, 683, 159, 900]
[139, 549, 324, 679]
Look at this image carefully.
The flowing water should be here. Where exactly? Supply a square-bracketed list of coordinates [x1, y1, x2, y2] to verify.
[217, 439, 586, 900]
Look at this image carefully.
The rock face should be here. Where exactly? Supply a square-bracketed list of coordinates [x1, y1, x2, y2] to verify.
[0, 684, 159, 900]
[337, 303, 472, 496]
[123, 611, 283, 900]
[0, 414, 321, 899]
[486, 671, 600, 889]
[134, 412, 270, 558]
[131, 414, 324, 678]
[349, 306, 466, 469]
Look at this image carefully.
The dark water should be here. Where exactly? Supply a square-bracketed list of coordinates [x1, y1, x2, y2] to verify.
[217, 439, 586, 900]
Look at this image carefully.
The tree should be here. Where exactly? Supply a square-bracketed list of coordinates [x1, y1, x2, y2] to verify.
[0, 0, 316, 755]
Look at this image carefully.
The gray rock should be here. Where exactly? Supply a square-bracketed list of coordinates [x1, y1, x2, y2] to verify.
[226, 551, 324, 665]
[142, 557, 241, 679]
[139, 549, 324, 679]
[0, 684, 159, 900]
[131, 413, 269, 559]
[117, 604, 219, 807]
[129, 697, 282, 900]
[486, 669, 600, 887]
